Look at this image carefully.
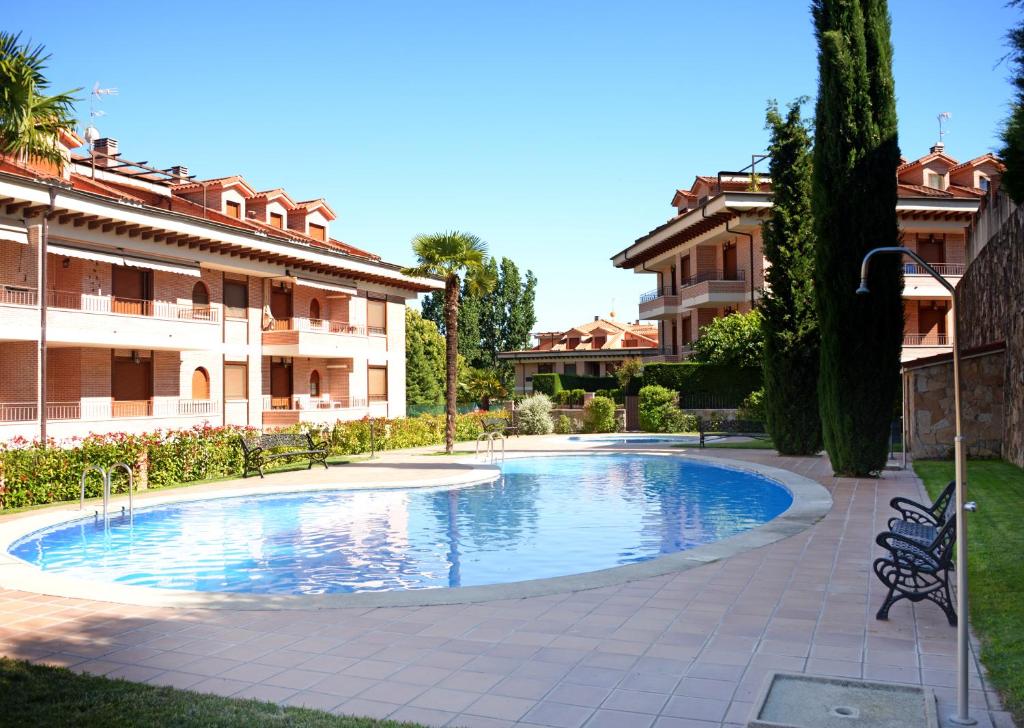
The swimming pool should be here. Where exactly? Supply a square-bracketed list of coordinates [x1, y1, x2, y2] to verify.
[567, 434, 694, 444]
[8, 454, 792, 595]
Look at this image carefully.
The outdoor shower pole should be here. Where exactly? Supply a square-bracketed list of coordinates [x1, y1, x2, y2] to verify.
[858, 246, 975, 726]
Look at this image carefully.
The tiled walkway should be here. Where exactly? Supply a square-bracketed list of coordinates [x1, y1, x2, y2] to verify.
[0, 446, 1013, 728]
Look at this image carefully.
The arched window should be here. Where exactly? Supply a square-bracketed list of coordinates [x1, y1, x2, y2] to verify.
[191, 281, 210, 306]
[309, 297, 321, 321]
[309, 369, 321, 398]
[191, 367, 210, 400]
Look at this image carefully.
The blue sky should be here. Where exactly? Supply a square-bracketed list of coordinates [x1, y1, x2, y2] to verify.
[9, 1, 1019, 331]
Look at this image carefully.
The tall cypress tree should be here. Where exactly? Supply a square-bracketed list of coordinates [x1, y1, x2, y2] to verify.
[812, 0, 902, 475]
[761, 98, 823, 456]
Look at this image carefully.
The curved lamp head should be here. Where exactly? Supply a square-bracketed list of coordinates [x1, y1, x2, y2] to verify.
[856, 278, 870, 295]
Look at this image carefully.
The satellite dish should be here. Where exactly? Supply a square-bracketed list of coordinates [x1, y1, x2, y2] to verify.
[83, 126, 100, 145]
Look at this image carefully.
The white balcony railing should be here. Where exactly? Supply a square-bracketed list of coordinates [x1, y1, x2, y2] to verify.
[0, 285, 219, 322]
[903, 262, 965, 277]
[0, 398, 219, 423]
[268, 317, 366, 336]
[903, 333, 950, 346]
[262, 394, 368, 411]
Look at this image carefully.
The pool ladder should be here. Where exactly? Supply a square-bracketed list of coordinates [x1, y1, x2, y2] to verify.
[475, 431, 505, 464]
[80, 463, 134, 523]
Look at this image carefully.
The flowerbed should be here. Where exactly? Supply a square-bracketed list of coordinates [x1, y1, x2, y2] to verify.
[0, 412, 501, 510]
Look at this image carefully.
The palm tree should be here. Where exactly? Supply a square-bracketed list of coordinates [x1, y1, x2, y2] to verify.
[403, 232, 495, 452]
[0, 32, 79, 167]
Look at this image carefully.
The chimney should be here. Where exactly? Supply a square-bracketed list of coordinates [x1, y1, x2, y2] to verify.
[930, 141, 945, 155]
[92, 138, 118, 167]
[169, 165, 189, 182]
[594, 315, 599, 321]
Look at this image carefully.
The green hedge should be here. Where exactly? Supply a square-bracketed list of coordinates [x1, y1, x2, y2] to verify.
[641, 363, 761, 405]
[0, 412, 500, 511]
[531, 372, 616, 396]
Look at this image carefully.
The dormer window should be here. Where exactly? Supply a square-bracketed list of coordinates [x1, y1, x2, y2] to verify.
[979, 176, 990, 192]
[225, 200, 242, 219]
[926, 172, 946, 190]
[309, 223, 326, 242]
[269, 212, 284, 229]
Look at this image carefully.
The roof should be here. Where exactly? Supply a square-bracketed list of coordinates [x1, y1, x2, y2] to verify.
[503, 317, 659, 355]
[294, 198, 337, 221]
[170, 175, 258, 197]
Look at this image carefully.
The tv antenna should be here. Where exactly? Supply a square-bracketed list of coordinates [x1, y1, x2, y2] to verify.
[937, 111, 951, 145]
[84, 82, 118, 177]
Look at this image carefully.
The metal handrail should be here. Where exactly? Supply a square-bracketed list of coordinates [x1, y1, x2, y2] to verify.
[109, 462, 134, 519]
[79, 463, 135, 523]
[80, 466, 105, 511]
[903, 262, 965, 277]
[475, 431, 505, 463]
[639, 270, 747, 303]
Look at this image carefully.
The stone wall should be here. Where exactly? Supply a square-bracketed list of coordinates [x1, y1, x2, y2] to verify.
[957, 198, 1024, 466]
[904, 350, 1005, 460]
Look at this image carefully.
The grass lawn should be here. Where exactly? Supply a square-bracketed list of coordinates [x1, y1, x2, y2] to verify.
[418, 449, 476, 456]
[913, 459, 1024, 724]
[0, 657, 425, 728]
[672, 438, 777, 450]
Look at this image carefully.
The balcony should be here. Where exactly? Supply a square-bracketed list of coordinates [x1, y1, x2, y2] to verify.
[262, 316, 386, 357]
[638, 270, 749, 318]
[902, 263, 964, 299]
[0, 286, 221, 350]
[0, 397, 221, 440]
[646, 345, 694, 363]
[261, 394, 369, 426]
[901, 332, 952, 364]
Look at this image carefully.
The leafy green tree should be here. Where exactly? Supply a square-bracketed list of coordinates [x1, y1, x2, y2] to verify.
[405, 307, 445, 406]
[812, 0, 903, 476]
[760, 99, 823, 455]
[403, 232, 496, 452]
[1001, 1, 1024, 202]
[0, 33, 79, 166]
[691, 310, 764, 368]
[459, 367, 507, 410]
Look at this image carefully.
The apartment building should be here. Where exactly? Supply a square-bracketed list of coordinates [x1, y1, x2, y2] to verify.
[0, 135, 439, 442]
[498, 316, 658, 393]
[612, 144, 1003, 364]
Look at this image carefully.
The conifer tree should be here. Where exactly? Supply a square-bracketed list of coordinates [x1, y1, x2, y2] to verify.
[760, 99, 823, 455]
[812, 0, 903, 475]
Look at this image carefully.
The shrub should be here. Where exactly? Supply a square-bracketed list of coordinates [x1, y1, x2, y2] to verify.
[559, 374, 616, 392]
[638, 385, 678, 432]
[570, 389, 585, 407]
[582, 396, 616, 433]
[554, 414, 573, 435]
[553, 390, 572, 407]
[614, 357, 645, 392]
[736, 388, 766, 423]
[517, 394, 554, 435]
[530, 373, 562, 397]
[691, 310, 764, 368]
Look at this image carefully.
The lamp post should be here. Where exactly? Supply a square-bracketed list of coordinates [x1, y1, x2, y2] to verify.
[857, 246, 976, 726]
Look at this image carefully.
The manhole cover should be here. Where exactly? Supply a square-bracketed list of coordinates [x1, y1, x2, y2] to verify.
[748, 673, 938, 728]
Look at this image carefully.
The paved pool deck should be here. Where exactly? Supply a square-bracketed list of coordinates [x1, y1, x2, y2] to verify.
[0, 437, 1013, 728]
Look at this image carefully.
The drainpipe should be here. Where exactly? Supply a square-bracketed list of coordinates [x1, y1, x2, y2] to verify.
[37, 187, 58, 444]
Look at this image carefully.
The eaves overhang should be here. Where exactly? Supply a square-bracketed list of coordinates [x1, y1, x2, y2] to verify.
[0, 172, 443, 293]
[612, 192, 772, 270]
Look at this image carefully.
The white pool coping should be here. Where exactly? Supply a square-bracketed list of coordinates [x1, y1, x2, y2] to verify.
[0, 447, 832, 610]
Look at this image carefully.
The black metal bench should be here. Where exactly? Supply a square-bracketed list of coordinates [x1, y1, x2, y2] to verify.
[697, 418, 768, 448]
[887, 479, 956, 546]
[483, 414, 518, 438]
[873, 516, 957, 625]
[239, 432, 329, 478]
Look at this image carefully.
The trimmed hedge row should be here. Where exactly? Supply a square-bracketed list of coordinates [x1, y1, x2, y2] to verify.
[531, 373, 617, 396]
[640, 363, 761, 404]
[0, 412, 500, 511]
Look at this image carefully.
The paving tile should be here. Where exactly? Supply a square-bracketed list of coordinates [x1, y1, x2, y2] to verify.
[563, 665, 625, 688]
[673, 678, 736, 701]
[585, 708, 655, 728]
[464, 693, 536, 721]
[662, 695, 730, 722]
[308, 672, 377, 698]
[233, 684, 297, 703]
[545, 683, 613, 708]
[520, 700, 593, 728]
[281, 690, 345, 712]
[333, 697, 400, 720]
[601, 688, 669, 714]
[491, 676, 559, 700]
[439, 670, 504, 693]
[411, 686, 481, 713]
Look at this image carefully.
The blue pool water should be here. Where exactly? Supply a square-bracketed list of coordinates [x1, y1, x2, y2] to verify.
[9, 454, 791, 595]
[567, 435, 692, 444]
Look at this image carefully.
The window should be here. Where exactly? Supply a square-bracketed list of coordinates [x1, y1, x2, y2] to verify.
[367, 298, 387, 335]
[537, 363, 553, 374]
[309, 223, 326, 242]
[269, 212, 284, 229]
[223, 279, 248, 318]
[191, 281, 209, 306]
[927, 172, 946, 190]
[980, 176, 991, 192]
[191, 367, 210, 400]
[563, 363, 577, 376]
[309, 370, 321, 397]
[225, 200, 242, 219]
[368, 366, 388, 402]
[309, 298, 321, 321]
[224, 363, 247, 400]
